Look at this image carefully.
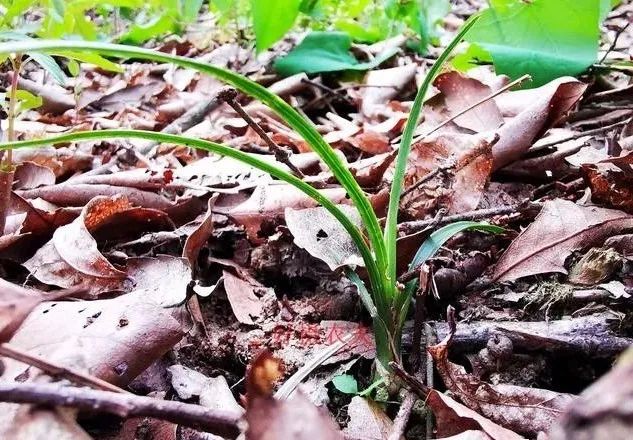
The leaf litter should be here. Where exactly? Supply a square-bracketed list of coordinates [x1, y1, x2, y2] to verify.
[1, 1, 633, 439]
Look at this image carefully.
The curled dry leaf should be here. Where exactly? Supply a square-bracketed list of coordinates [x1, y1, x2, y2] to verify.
[425, 389, 525, 440]
[24, 196, 174, 294]
[360, 64, 417, 118]
[582, 163, 633, 214]
[428, 333, 574, 435]
[183, 196, 217, 268]
[492, 77, 587, 169]
[17, 183, 174, 210]
[13, 147, 93, 178]
[226, 184, 347, 242]
[285, 205, 363, 270]
[493, 199, 633, 282]
[244, 349, 342, 440]
[12, 162, 56, 190]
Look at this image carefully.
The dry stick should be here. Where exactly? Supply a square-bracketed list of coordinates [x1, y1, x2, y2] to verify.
[217, 88, 305, 178]
[387, 391, 418, 440]
[527, 119, 629, 153]
[398, 200, 543, 236]
[0, 344, 126, 394]
[0, 382, 241, 438]
[599, 21, 631, 64]
[138, 90, 222, 155]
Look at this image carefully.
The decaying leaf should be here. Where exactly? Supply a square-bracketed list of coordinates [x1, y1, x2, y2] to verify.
[222, 270, 266, 325]
[285, 205, 363, 270]
[429, 325, 574, 435]
[493, 199, 633, 282]
[244, 350, 342, 440]
[343, 396, 394, 440]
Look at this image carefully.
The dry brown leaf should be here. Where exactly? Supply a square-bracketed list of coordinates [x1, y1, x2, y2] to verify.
[13, 147, 92, 177]
[434, 71, 504, 132]
[429, 335, 573, 435]
[425, 389, 525, 440]
[244, 350, 342, 440]
[17, 183, 174, 210]
[13, 161, 56, 190]
[183, 196, 217, 268]
[360, 64, 417, 118]
[222, 270, 266, 325]
[492, 77, 587, 169]
[402, 132, 493, 218]
[0, 279, 79, 343]
[226, 184, 347, 242]
[493, 199, 633, 281]
[348, 130, 391, 154]
[582, 164, 633, 214]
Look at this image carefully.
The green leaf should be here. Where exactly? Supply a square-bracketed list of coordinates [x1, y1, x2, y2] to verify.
[67, 59, 80, 76]
[408, 222, 504, 271]
[181, 0, 204, 22]
[15, 89, 43, 112]
[3, 0, 36, 25]
[451, 43, 492, 72]
[119, 13, 176, 44]
[466, 0, 601, 86]
[274, 31, 398, 76]
[251, 0, 301, 53]
[332, 374, 358, 394]
[52, 51, 123, 73]
[50, 0, 66, 22]
[211, 0, 234, 12]
[29, 53, 67, 85]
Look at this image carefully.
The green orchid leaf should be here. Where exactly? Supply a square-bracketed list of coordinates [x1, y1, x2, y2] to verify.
[332, 374, 358, 394]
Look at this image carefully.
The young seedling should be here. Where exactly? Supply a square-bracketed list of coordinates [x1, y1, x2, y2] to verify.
[0, 14, 501, 371]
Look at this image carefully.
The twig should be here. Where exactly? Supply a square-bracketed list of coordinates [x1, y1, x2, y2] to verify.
[0, 344, 126, 394]
[138, 90, 222, 155]
[300, 78, 354, 104]
[599, 22, 631, 64]
[218, 88, 305, 178]
[528, 119, 629, 153]
[390, 362, 431, 397]
[0, 382, 241, 437]
[398, 200, 543, 235]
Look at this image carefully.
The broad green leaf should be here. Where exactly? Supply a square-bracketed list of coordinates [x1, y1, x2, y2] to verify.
[3, 0, 36, 24]
[251, 0, 301, 53]
[15, 89, 43, 112]
[451, 42, 492, 72]
[50, 0, 66, 22]
[466, 0, 601, 86]
[332, 374, 358, 394]
[119, 13, 176, 44]
[211, 0, 234, 12]
[274, 31, 398, 76]
[180, 0, 204, 22]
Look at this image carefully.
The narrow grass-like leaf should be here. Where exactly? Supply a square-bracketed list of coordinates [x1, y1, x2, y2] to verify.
[0, 39, 387, 290]
[384, 15, 479, 288]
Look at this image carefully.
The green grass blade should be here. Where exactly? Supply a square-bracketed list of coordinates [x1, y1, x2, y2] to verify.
[383, 15, 480, 287]
[0, 129, 382, 290]
[0, 39, 388, 286]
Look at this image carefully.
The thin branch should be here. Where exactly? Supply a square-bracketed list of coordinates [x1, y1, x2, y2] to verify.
[0, 382, 241, 438]
[218, 88, 305, 178]
[0, 344, 126, 394]
[398, 200, 543, 235]
[599, 22, 631, 64]
[527, 119, 629, 153]
[387, 391, 417, 440]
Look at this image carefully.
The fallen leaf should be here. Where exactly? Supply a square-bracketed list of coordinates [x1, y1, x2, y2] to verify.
[426, 389, 525, 440]
[434, 71, 504, 132]
[343, 396, 394, 440]
[493, 199, 633, 282]
[582, 165, 633, 214]
[222, 270, 266, 325]
[244, 349, 342, 440]
[360, 64, 417, 118]
[492, 77, 587, 169]
[13, 162, 56, 190]
[285, 205, 364, 270]
[429, 331, 574, 435]
[183, 196, 217, 268]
